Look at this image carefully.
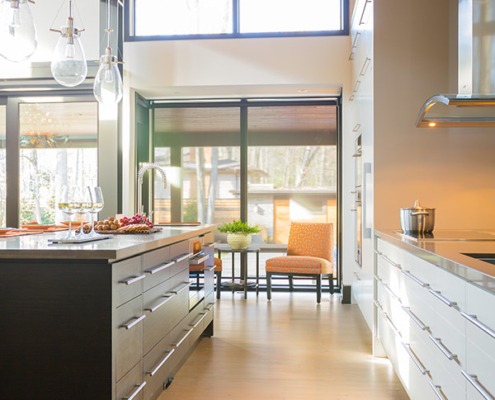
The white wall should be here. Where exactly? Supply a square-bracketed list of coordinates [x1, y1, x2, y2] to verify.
[374, 0, 495, 231]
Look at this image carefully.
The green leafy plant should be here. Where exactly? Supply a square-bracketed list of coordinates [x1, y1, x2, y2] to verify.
[218, 220, 260, 235]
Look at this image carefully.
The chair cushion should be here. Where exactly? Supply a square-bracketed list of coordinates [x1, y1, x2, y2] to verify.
[265, 255, 333, 275]
[287, 222, 333, 263]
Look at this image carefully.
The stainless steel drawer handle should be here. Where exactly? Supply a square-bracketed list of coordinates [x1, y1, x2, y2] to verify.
[122, 381, 146, 400]
[145, 261, 175, 275]
[120, 314, 146, 330]
[461, 370, 495, 400]
[174, 328, 193, 348]
[171, 282, 190, 294]
[402, 343, 429, 375]
[189, 254, 209, 265]
[402, 306, 429, 331]
[428, 382, 447, 400]
[120, 274, 146, 285]
[377, 252, 401, 270]
[460, 311, 495, 339]
[148, 349, 176, 377]
[205, 303, 214, 311]
[382, 282, 401, 303]
[203, 265, 216, 272]
[429, 335, 457, 361]
[146, 294, 174, 313]
[190, 312, 207, 328]
[428, 289, 457, 308]
[175, 253, 194, 263]
[402, 270, 429, 288]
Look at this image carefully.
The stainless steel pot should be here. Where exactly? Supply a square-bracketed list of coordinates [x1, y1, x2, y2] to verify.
[400, 200, 435, 234]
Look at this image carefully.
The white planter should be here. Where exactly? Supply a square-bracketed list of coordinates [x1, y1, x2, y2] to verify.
[226, 233, 252, 249]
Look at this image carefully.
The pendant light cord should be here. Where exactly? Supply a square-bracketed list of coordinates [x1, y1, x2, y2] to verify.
[106, 0, 111, 49]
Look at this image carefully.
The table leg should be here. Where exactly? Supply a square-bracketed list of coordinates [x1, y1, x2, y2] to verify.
[231, 251, 235, 293]
[256, 250, 259, 296]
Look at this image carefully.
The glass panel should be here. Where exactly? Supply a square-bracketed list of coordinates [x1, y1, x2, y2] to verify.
[153, 105, 241, 225]
[240, 0, 343, 33]
[135, 0, 233, 36]
[247, 103, 337, 285]
[19, 102, 98, 225]
[0, 105, 5, 227]
[182, 146, 240, 224]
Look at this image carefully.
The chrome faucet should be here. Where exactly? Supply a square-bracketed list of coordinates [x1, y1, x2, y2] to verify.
[137, 162, 168, 220]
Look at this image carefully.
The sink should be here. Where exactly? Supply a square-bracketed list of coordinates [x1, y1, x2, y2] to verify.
[462, 253, 495, 265]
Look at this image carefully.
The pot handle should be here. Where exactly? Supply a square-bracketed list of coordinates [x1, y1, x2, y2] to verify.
[410, 211, 429, 216]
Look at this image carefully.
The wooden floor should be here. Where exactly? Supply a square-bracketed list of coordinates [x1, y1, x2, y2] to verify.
[159, 292, 409, 400]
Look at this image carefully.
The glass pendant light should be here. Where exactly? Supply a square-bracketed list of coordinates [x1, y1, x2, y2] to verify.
[50, 0, 87, 87]
[93, 0, 122, 104]
[0, 0, 37, 62]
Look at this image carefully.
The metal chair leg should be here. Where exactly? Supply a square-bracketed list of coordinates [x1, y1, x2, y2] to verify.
[267, 273, 272, 300]
[289, 275, 294, 291]
[316, 275, 322, 303]
[215, 271, 222, 299]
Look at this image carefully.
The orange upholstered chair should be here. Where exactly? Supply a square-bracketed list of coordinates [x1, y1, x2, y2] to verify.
[265, 222, 334, 303]
[189, 257, 223, 299]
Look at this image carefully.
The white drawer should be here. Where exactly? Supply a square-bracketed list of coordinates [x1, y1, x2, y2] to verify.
[465, 338, 495, 399]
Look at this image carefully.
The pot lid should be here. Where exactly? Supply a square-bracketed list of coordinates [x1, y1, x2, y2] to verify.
[402, 200, 435, 211]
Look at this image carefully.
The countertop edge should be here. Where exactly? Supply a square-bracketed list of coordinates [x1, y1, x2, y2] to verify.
[0, 225, 217, 262]
[375, 229, 495, 295]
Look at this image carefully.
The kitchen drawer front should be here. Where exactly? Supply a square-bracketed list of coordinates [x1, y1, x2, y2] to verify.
[115, 295, 145, 381]
[116, 360, 145, 400]
[142, 246, 172, 292]
[377, 257, 404, 296]
[402, 251, 436, 288]
[403, 275, 436, 332]
[169, 240, 190, 260]
[142, 279, 177, 355]
[143, 335, 174, 400]
[113, 256, 144, 308]
[465, 283, 495, 360]
[464, 341, 495, 400]
[376, 280, 404, 333]
[203, 264, 215, 297]
[376, 238, 407, 268]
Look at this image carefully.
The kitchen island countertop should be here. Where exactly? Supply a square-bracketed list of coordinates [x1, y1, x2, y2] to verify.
[376, 229, 495, 294]
[0, 224, 216, 261]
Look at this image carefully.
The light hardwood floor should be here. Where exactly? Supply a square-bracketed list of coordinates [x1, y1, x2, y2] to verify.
[160, 291, 409, 400]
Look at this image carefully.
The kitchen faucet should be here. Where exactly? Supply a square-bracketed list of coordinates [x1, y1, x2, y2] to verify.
[137, 162, 167, 221]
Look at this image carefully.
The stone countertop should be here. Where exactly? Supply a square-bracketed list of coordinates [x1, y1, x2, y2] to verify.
[0, 225, 216, 262]
[375, 229, 495, 295]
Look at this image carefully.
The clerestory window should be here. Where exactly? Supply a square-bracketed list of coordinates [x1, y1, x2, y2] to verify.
[125, 0, 349, 40]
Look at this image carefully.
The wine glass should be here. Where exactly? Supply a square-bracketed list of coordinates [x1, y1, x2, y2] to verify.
[87, 186, 104, 237]
[58, 185, 82, 239]
[77, 188, 93, 237]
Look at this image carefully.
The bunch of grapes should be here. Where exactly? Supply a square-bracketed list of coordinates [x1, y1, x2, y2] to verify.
[120, 213, 154, 228]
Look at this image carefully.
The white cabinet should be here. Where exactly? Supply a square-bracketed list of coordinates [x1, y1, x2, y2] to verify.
[374, 236, 495, 400]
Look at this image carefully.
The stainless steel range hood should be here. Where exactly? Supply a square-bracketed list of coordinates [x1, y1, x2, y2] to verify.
[416, 0, 495, 128]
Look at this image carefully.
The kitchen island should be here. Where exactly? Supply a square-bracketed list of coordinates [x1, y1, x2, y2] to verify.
[374, 229, 495, 400]
[0, 225, 217, 400]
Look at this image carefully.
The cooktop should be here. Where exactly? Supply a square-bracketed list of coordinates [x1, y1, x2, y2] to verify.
[397, 230, 495, 242]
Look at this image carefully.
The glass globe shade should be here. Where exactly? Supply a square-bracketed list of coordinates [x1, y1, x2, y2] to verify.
[93, 51, 123, 104]
[0, 0, 37, 62]
[50, 29, 87, 87]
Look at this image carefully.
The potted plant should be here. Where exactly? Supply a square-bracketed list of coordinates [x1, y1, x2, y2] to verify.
[218, 220, 261, 249]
